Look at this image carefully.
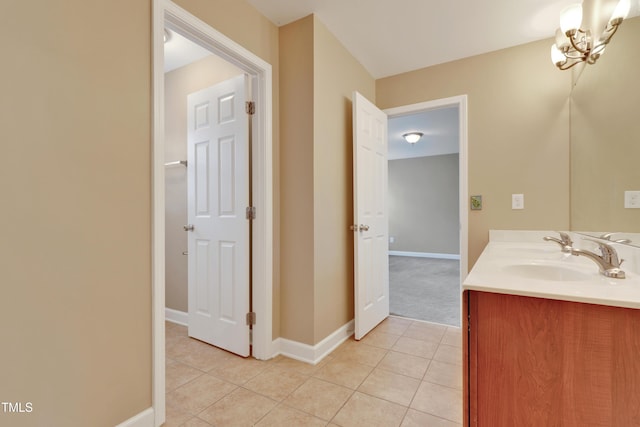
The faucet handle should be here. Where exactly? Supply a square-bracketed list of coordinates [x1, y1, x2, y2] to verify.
[558, 231, 573, 246]
[543, 231, 574, 253]
[585, 239, 622, 267]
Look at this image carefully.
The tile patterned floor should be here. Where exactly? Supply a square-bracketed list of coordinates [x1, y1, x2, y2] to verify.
[165, 317, 463, 426]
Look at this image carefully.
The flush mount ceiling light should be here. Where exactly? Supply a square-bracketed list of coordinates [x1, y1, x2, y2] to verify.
[551, 0, 630, 70]
[402, 132, 423, 144]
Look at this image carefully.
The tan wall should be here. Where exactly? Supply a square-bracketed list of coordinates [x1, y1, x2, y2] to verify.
[377, 38, 572, 268]
[0, 0, 279, 425]
[164, 56, 244, 313]
[389, 154, 460, 254]
[279, 16, 316, 344]
[173, 0, 282, 337]
[0, 1, 151, 426]
[570, 16, 640, 232]
[312, 16, 375, 343]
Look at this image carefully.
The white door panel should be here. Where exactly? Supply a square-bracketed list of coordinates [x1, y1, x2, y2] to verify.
[353, 91, 389, 340]
[187, 74, 250, 357]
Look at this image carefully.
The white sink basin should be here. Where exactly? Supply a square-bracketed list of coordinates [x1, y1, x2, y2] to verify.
[503, 263, 593, 282]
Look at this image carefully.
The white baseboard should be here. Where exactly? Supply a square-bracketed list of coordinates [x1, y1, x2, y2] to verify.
[165, 308, 188, 326]
[271, 319, 354, 365]
[167, 309, 354, 366]
[389, 250, 460, 260]
[115, 408, 155, 427]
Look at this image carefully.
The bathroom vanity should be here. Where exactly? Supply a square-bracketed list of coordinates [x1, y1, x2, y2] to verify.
[463, 231, 640, 426]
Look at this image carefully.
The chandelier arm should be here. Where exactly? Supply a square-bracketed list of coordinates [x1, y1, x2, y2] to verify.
[558, 59, 584, 70]
[599, 22, 620, 45]
[562, 50, 587, 60]
[567, 30, 590, 55]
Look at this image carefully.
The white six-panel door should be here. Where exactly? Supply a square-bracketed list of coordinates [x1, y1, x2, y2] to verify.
[352, 91, 390, 340]
[187, 74, 250, 357]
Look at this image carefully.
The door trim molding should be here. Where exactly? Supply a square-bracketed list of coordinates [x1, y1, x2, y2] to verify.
[115, 408, 154, 427]
[152, 0, 273, 425]
[384, 95, 469, 320]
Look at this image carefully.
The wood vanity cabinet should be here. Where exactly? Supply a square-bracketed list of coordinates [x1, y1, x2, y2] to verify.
[463, 290, 640, 427]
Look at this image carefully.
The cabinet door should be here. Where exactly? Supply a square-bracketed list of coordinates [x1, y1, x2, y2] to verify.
[465, 291, 640, 427]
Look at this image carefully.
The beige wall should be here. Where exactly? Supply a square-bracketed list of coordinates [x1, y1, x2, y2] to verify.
[279, 15, 375, 345]
[377, 39, 572, 268]
[0, 1, 151, 426]
[571, 16, 640, 232]
[164, 55, 244, 313]
[0, 0, 279, 425]
[389, 154, 460, 254]
[279, 16, 316, 344]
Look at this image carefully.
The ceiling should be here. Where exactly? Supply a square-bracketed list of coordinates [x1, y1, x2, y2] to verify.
[247, 0, 572, 78]
[247, 0, 640, 78]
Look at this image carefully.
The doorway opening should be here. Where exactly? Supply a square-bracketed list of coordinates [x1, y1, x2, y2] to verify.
[164, 29, 250, 348]
[152, 0, 273, 423]
[384, 96, 468, 328]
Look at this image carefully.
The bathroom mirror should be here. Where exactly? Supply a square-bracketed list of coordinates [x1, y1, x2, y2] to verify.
[570, 16, 640, 247]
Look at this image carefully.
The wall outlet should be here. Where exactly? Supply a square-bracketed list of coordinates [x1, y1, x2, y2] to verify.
[389, 236, 395, 243]
[625, 191, 640, 208]
[512, 194, 524, 210]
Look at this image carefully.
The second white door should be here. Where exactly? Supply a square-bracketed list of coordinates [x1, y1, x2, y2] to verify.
[352, 91, 390, 340]
[187, 74, 250, 357]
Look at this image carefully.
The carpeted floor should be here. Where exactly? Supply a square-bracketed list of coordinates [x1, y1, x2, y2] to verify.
[389, 256, 461, 327]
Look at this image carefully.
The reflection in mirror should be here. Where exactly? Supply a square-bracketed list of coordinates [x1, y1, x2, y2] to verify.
[574, 231, 640, 246]
[570, 16, 640, 247]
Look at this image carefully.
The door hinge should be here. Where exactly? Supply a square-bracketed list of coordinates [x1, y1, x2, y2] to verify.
[245, 101, 255, 115]
[246, 206, 256, 220]
[246, 312, 256, 326]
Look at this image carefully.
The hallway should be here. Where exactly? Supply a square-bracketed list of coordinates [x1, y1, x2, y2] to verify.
[165, 317, 462, 426]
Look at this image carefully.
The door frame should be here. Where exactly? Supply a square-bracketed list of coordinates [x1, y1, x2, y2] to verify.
[384, 95, 469, 317]
[152, 0, 273, 424]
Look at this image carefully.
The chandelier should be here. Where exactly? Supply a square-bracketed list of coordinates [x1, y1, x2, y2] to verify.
[551, 0, 631, 70]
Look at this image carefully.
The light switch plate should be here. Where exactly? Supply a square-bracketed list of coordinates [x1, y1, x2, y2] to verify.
[512, 194, 524, 210]
[625, 191, 640, 208]
[470, 195, 482, 210]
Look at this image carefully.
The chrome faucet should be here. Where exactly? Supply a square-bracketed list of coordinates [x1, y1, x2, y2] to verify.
[570, 240, 626, 279]
[543, 231, 574, 253]
[598, 232, 632, 244]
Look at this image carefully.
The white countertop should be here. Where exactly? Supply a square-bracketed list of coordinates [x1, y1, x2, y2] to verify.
[463, 232, 640, 309]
